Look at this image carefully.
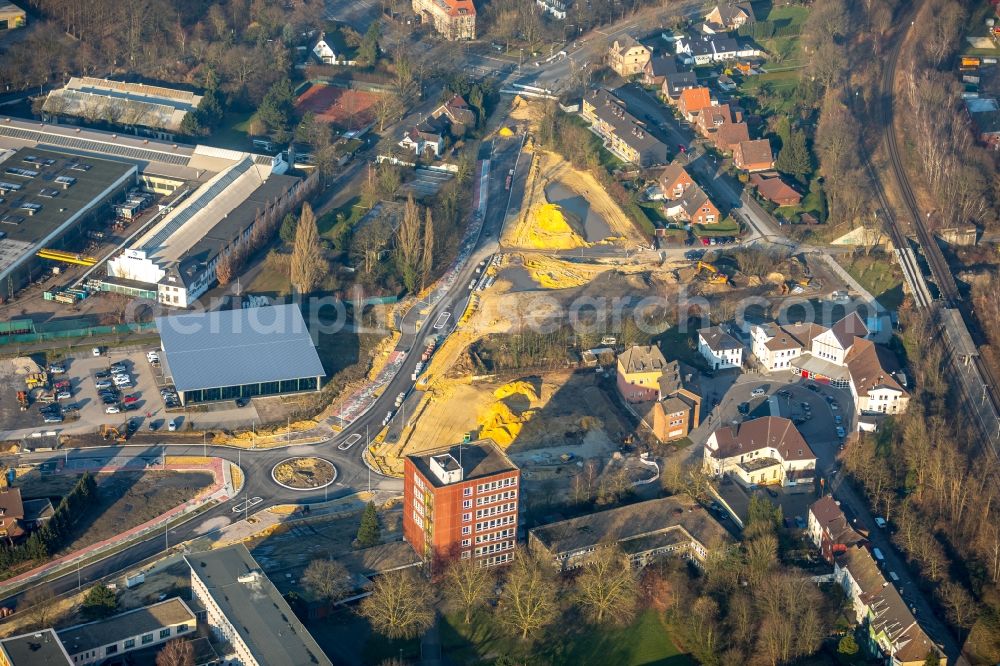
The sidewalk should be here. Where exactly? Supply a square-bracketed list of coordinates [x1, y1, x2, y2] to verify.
[0, 458, 230, 599]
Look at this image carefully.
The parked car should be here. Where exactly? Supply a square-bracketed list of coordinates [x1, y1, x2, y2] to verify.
[835, 426, 846, 438]
[235, 397, 249, 408]
[168, 419, 177, 432]
[92, 347, 103, 357]
[737, 402, 750, 415]
[751, 387, 766, 397]
[96, 370, 111, 379]
[49, 364, 66, 374]
[106, 405, 121, 414]
[875, 517, 888, 529]
[95, 380, 113, 390]
[56, 391, 71, 400]
[123, 396, 139, 405]
[43, 414, 64, 424]
[834, 415, 843, 425]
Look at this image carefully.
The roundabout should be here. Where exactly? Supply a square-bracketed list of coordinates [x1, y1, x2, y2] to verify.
[270, 457, 338, 491]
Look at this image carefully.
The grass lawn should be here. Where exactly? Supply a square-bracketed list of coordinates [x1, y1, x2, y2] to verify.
[639, 202, 668, 224]
[836, 252, 905, 311]
[758, 3, 809, 28]
[693, 219, 740, 238]
[199, 110, 254, 151]
[440, 609, 693, 665]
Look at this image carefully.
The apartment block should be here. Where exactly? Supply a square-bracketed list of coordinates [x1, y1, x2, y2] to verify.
[404, 439, 521, 567]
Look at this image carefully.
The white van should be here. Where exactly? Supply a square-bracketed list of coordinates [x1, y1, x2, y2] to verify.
[889, 571, 900, 582]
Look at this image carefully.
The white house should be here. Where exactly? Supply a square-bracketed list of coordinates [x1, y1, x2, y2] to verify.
[675, 35, 757, 65]
[845, 338, 910, 416]
[811, 312, 868, 365]
[697, 325, 743, 370]
[312, 33, 356, 65]
[703, 416, 816, 489]
[399, 123, 445, 157]
[750, 322, 806, 371]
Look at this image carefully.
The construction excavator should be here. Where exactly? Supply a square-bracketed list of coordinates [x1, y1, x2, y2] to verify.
[100, 424, 129, 443]
[696, 261, 730, 285]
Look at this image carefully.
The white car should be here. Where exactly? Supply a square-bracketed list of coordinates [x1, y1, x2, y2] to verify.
[168, 419, 177, 431]
[92, 347, 102, 357]
[751, 387, 766, 397]
[105, 405, 121, 414]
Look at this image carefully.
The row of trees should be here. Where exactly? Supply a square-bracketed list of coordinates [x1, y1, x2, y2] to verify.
[0, 473, 97, 573]
[842, 313, 1000, 656]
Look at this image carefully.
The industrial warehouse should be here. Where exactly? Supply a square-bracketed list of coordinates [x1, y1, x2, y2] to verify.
[155, 304, 326, 405]
[0, 147, 136, 301]
[0, 116, 315, 308]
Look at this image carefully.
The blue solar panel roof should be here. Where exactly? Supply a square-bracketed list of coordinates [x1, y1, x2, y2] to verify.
[156, 304, 325, 392]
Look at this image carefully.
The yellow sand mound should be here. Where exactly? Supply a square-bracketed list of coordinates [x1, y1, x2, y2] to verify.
[494, 380, 538, 403]
[536, 203, 572, 234]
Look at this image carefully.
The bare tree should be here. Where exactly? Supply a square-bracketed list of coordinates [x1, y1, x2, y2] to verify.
[216, 252, 234, 287]
[303, 559, 352, 604]
[290, 203, 326, 294]
[156, 638, 195, 666]
[421, 208, 434, 290]
[499, 549, 560, 640]
[444, 556, 495, 624]
[574, 545, 638, 625]
[21, 586, 56, 630]
[358, 568, 435, 640]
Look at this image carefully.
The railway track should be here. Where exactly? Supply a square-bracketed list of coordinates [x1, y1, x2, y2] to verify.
[874, 6, 1000, 448]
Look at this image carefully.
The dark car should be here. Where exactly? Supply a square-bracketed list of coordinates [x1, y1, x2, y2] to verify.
[738, 402, 750, 415]
[235, 397, 249, 408]
[807, 384, 819, 392]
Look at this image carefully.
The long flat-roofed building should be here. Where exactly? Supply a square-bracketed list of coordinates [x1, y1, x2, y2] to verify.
[56, 598, 196, 665]
[404, 439, 520, 567]
[0, 629, 72, 666]
[156, 304, 325, 405]
[42, 78, 203, 138]
[0, 147, 136, 301]
[529, 495, 733, 570]
[185, 544, 333, 666]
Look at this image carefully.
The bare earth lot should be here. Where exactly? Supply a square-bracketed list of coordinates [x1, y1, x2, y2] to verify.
[18, 470, 214, 554]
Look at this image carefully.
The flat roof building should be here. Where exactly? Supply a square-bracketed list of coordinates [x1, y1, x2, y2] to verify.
[156, 304, 325, 405]
[404, 439, 520, 567]
[185, 544, 333, 666]
[56, 598, 196, 665]
[529, 495, 733, 570]
[42, 78, 204, 136]
[0, 147, 136, 301]
[0, 629, 73, 666]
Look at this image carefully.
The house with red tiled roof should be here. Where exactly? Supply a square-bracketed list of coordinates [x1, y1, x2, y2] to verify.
[714, 121, 750, 153]
[750, 172, 802, 206]
[703, 416, 816, 488]
[0, 486, 25, 543]
[678, 87, 714, 122]
[431, 94, 477, 135]
[413, 0, 476, 40]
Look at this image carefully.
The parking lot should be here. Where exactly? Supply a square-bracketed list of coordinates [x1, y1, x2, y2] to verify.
[698, 372, 854, 474]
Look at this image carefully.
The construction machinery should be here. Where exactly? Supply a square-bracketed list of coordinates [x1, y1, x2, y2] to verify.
[25, 372, 47, 390]
[696, 261, 729, 285]
[16, 391, 28, 411]
[35, 249, 97, 266]
[100, 424, 129, 443]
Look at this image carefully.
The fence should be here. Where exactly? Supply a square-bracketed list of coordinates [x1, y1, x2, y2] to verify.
[0, 321, 157, 346]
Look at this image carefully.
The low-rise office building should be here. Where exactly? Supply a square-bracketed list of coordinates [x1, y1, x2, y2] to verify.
[185, 544, 332, 666]
[529, 495, 733, 570]
[0, 629, 72, 666]
[56, 598, 196, 665]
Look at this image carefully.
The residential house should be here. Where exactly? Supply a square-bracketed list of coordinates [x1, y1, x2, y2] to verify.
[398, 117, 447, 157]
[714, 122, 750, 153]
[616, 344, 670, 403]
[703, 2, 755, 33]
[834, 545, 945, 666]
[750, 321, 826, 372]
[750, 172, 802, 206]
[661, 70, 699, 102]
[413, 0, 476, 40]
[696, 103, 733, 136]
[812, 312, 868, 365]
[678, 87, 715, 122]
[807, 495, 865, 564]
[0, 2, 27, 31]
[676, 35, 756, 65]
[310, 32, 354, 65]
[431, 94, 477, 136]
[670, 185, 720, 225]
[608, 36, 653, 77]
[698, 325, 743, 370]
[643, 55, 679, 87]
[529, 495, 733, 570]
[733, 138, 774, 171]
[846, 338, 910, 416]
[0, 485, 25, 542]
[703, 416, 817, 488]
[581, 88, 668, 167]
[717, 74, 737, 91]
[535, 0, 569, 19]
[658, 163, 695, 200]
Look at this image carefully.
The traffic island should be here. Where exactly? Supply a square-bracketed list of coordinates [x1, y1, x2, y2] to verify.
[270, 457, 337, 491]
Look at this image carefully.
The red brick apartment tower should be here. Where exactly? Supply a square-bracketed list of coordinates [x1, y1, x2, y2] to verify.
[403, 439, 520, 567]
